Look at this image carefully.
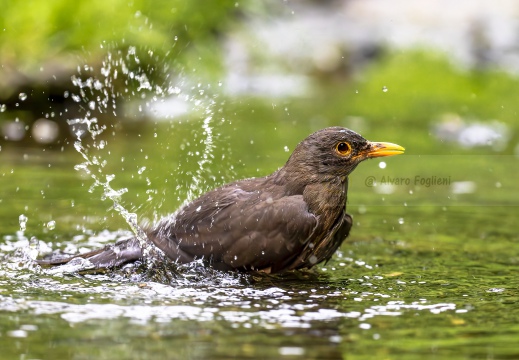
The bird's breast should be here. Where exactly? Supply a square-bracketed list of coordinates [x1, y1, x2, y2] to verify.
[303, 181, 347, 224]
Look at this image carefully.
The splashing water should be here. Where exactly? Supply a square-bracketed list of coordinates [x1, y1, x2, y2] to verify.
[185, 104, 216, 202]
[148, 80, 223, 209]
[46, 220, 56, 230]
[71, 129, 156, 258]
[65, 45, 221, 263]
[18, 214, 28, 232]
[65, 47, 171, 260]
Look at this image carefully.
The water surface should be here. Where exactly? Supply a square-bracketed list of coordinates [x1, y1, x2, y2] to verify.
[1, 116, 518, 359]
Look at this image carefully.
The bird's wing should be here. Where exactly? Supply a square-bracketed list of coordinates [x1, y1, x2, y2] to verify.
[322, 211, 352, 262]
[149, 184, 319, 271]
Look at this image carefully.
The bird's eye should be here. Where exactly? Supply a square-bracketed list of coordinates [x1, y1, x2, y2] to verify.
[335, 142, 352, 156]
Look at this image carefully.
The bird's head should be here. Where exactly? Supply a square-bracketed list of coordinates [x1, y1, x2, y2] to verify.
[283, 127, 405, 182]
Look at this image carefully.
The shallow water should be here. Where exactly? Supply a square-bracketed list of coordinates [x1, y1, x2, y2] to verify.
[1, 116, 518, 359]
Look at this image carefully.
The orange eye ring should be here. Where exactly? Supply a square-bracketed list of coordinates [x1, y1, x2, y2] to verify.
[335, 142, 352, 156]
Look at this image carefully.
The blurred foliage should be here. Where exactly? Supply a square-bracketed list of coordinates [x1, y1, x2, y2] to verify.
[0, 0, 248, 108]
[0, 0, 249, 145]
[343, 51, 519, 128]
[0, 0, 242, 72]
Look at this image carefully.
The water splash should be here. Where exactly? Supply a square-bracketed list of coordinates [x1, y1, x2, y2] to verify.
[71, 128, 157, 259]
[149, 81, 223, 207]
[65, 44, 222, 264]
[185, 110, 216, 202]
[46, 220, 56, 230]
[18, 214, 28, 232]
[65, 46, 173, 260]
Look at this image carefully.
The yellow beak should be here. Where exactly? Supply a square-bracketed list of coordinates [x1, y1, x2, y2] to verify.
[364, 141, 405, 158]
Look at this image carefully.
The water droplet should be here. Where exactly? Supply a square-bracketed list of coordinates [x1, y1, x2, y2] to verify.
[0, 104, 6, 112]
[218, 81, 222, 87]
[378, 161, 386, 169]
[106, 174, 115, 182]
[137, 166, 146, 174]
[409, 190, 414, 194]
[284, 146, 289, 152]
[495, 182, 502, 188]
[19, 214, 28, 231]
[46, 220, 56, 230]
[127, 212, 137, 225]
[355, 90, 359, 94]
[88, 101, 96, 110]
[382, 86, 388, 93]
[19, 93, 27, 101]
[398, 218, 405, 225]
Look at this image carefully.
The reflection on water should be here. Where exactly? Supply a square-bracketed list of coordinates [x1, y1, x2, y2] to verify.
[0, 228, 465, 357]
[0, 292, 459, 329]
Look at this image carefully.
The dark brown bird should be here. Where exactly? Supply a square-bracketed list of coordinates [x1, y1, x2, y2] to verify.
[39, 127, 404, 273]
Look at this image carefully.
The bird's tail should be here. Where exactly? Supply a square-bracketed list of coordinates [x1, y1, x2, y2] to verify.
[37, 237, 143, 270]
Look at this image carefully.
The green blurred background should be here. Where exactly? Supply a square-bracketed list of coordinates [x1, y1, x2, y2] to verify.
[1, 0, 517, 152]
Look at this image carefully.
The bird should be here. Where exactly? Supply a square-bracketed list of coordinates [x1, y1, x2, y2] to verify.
[38, 127, 404, 273]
